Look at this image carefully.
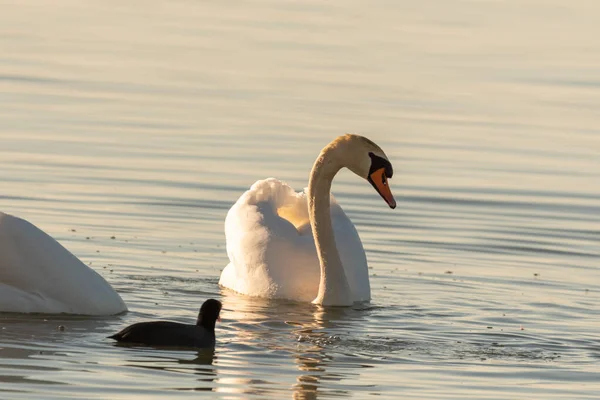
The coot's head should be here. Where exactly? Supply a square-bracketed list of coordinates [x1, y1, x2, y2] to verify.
[197, 299, 222, 330]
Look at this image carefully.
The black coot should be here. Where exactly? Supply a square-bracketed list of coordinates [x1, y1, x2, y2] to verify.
[109, 299, 222, 349]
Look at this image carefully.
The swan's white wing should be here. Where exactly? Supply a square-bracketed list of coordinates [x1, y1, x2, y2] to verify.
[220, 178, 370, 303]
[0, 212, 127, 315]
[220, 179, 320, 302]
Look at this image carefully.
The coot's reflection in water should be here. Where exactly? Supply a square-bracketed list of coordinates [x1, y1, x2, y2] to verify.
[100, 341, 219, 396]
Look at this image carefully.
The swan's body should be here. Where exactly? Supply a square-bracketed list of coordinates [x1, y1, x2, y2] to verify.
[219, 134, 395, 306]
[220, 179, 370, 303]
[0, 212, 127, 315]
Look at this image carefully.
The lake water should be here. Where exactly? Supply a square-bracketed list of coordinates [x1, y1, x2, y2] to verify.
[1, 0, 599, 398]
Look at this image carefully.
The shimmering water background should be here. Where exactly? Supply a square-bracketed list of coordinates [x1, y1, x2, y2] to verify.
[1, 0, 599, 398]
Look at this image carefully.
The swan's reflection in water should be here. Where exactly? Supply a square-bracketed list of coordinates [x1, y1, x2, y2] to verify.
[0, 295, 379, 397]
[218, 291, 376, 399]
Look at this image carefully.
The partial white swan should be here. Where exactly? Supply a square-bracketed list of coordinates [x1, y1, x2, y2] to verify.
[219, 134, 396, 306]
[0, 212, 127, 315]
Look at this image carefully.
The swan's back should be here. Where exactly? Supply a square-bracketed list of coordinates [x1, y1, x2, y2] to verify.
[0, 212, 127, 315]
[219, 179, 370, 302]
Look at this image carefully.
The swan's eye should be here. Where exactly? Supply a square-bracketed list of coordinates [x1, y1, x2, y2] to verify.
[368, 152, 393, 179]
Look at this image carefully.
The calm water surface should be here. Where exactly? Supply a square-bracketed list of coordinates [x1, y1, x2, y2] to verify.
[1, 1, 599, 398]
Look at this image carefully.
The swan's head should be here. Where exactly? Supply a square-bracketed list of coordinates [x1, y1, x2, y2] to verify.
[330, 134, 396, 209]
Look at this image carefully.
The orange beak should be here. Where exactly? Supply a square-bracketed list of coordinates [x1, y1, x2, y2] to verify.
[368, 168, 396, 209]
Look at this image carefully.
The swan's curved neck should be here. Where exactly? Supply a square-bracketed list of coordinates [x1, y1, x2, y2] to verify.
[308, 147, 353, 306]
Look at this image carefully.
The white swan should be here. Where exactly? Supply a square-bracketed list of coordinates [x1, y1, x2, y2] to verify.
[0, 212, 127, 315]
[219, 134, 396, 306]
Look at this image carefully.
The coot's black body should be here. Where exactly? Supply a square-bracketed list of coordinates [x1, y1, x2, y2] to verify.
[109, 299, 222, 349]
